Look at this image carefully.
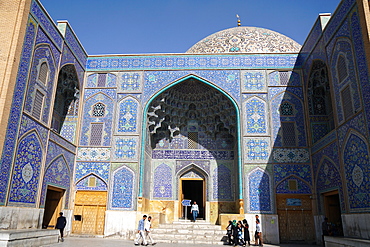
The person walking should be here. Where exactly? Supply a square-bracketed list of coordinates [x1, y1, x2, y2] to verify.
[134, 215, 148, 246]
[254, 215, 263, 246]
[55, 212, 67, 242]
[145, 216, 156, 245]
[237, 221, 246, 246]
[190, 201, 199, 222]
[242, 219, 251, 246]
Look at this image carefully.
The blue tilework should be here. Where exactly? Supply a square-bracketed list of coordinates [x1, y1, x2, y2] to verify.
[247, 168, 272, 213]
[268, 71, 301, 86]
[75, 162, 110, 182]
[35, 27, 61, 66]
[49, 131, 76, 154]
[343, 133, 370, 210]
[316, 158, 345, 212]
[212, 164, 232, 200]
[60, 116, 78, 143]
[272, 148, 310, 163]
[301, 18, 323, 54]
[77, 148, 111, 161]
[176, 161, 210, 175]
[245, 97, 267, 134]
[153, 163, 173, 198]
[30, 0, 63, 49]
[45, 141, 75, 175]
[86, 54, 299, 71]
[80, 93, 114, 146]
[107, 73, 117, 87]
[330, 39, 361, 124]
[350, 12, 370, 137]
[118, 97, 139, 133]
[0, 19, 36, 205]
[8, 132, 42, 206]
[76, 175, 107, 191]
[64, 24, 87, 68]
[270, 89, 306, 147]
[119, 72, 143, 92]
[244, 138, 270, 162]
[276, 177, 311, 194]
[241, 70, 266, 92]
[40, 155, 71, 208]
[274, 164, 312, 185]
[142, 70, 240, 103]
[311, 131, 337, 154]
[86, 73, 117, 88]
[113, 136, 139, 161]
[84, 89, 117, 99]
[87, 74, 97, 87]
[323, 0, 356, 43]
[24, 45, 56, 124]
[152, 150, 234, 160]
[311, 123, 330, 144]
[110, 166, 135, 210]
[312, 141, 340, 177]
[19, 115, 48, 149]
[337, 113, 367, 151]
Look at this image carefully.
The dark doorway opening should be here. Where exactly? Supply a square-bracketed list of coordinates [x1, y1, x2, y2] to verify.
[42, 186, 64, 229]
[324, 192, 343, 236]
[182, 179, 204, 220]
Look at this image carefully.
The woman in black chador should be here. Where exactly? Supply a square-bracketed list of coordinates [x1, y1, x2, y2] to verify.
[242, 219, 251, 246]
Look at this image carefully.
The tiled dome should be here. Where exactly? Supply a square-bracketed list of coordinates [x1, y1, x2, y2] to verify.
[186, 26, 301, 54]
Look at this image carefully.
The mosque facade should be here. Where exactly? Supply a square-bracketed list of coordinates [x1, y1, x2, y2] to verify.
[0, 0, 369, 244]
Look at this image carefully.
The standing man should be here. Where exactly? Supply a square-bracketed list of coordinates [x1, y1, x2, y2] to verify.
[255, 215, 263, 246]
[134, 215, 148, 246]
[145, 216, 156, 245]
[190, 201, 199, 222]
[55, 212, 67, 242]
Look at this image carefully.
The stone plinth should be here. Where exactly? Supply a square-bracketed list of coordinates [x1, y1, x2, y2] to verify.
[0, 229, 58, 247]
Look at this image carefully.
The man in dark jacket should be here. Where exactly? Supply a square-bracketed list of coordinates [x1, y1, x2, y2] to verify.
[56, 212, 67, 242]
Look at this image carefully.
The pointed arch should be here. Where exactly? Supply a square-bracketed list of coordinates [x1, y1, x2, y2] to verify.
[275, 175, 312, 194]
[153, 163, 173, 199]
[342, 130, 370, 210]
[76, 173, 108, 191]
[110, 165, 135, 210]
[245, 96, 267, 135]
[8, 131, 43, 205]
[246, 167, 273, 213]
[140, 74, 242, 200]
[213, 164, 233, 201]
[117, 96, 140, 133]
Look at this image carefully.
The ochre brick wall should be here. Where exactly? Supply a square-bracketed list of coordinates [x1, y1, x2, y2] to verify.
[0, 0, 32, 154]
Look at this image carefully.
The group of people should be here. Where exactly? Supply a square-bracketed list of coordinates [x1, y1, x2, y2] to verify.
[226, 215, 263, 246]
[134, 215, 157, 246]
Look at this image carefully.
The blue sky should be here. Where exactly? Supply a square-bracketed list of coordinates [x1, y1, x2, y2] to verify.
[40, 0, 340, 55]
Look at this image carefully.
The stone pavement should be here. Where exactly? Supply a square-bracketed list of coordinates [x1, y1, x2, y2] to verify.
[41, 237, 319, 247]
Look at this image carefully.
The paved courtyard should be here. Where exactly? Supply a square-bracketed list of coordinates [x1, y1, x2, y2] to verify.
[41, 237, 319, 247]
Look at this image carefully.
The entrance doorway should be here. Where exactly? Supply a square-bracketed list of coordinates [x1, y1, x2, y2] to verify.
[180, 179, 204, 220]
[72, 191, 107, 235]
[42, 186, 65, 229]
[323, 191, 343, 236]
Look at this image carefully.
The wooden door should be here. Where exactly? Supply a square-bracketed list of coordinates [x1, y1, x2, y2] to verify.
[72, 191, 107, 235]
[42, 186, 64, 229]
[277, 194, 315, 243]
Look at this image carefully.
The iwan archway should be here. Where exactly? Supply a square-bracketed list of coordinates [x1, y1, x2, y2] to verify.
[139, 75, 242, 223]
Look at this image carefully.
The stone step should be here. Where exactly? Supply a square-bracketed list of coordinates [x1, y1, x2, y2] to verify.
[150, 222, 227, 245]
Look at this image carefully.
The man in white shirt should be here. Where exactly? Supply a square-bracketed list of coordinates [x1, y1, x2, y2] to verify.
[190, 201, 199, 222]
[255, 215, 263, 246]
[145, 216, 156, 245]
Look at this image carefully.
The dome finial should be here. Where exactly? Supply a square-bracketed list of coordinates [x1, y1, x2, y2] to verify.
[236, 14, 241, 26]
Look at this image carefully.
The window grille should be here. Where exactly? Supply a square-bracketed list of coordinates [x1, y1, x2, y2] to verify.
[38, 62, 48, 85]
[32, 90, 44, 120]
[279, 71, 290, 85]
[88, 176, 97, 187]
[90, 123, 103, 146]
[188, 132, 198, 149]
[282, 122, 296, 146]
[341, 86, 353, 120]
[337, 55, 348, 83]
[280, 102, 293, 116]
[92, 103, 106, 117]
[288, 179, 298, 191]
[97, 73, 107, 87]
